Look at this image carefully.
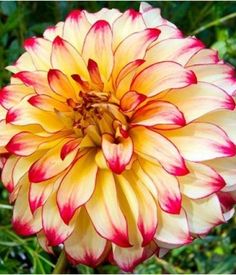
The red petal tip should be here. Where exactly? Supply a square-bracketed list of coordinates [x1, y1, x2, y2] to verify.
[68, 9, 82, 20]
[24, 37, 37, 49]
[53, 36, 64, 46]
[93, 20, 110, 30]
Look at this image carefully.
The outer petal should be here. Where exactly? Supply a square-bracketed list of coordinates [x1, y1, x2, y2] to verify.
[112, 9, 145, 50]
[179, 162, 225, 199]
[57, 150, 97, 224]
[140, 159, 181, 214]
[130, 126, 188, 176]
[113, 28, 160, 80]
[182, 194, 225, 234]
[6, 96, 65, 133]
[131, 100, 185, 127]
[198, 109, 236, 144]
[161, 122, 236, 161]
[131, 61, 197, 97]
[86, 169, 130, 247]
[162, 82, 235, 123]
[144, 37, 204, 67]
[139, 2, 174, 27]
[12, 176, 42, 236]
[82, 20, 113, 81]
[205, 157, 236, 192]
[0, 85, 33, 110]
[28, 138, 78, 183]
[1, 155, 19, 192]
[63, 10, 91, 53]
[64, 208, 108, 267]
[84, 8, 121, 25]
[24, 37, 52, 70]
[6, 52, 35, 73]
[119, 171, 158, 246]
[155, 208, 192, 246]
[43, 192, 73, 246]
[51, 36, 89, 80]
[43, 22, 64, 41]
[29, 178, 55, 214]
[186, 48, 219, 66]
[188, 63, 236, 95]
[101, 133, 133, 174]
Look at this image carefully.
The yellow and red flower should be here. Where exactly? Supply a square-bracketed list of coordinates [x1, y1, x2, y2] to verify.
[1, 2, 236, 271]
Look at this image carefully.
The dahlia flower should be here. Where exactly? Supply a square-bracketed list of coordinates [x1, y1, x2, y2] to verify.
[1, 2, 236, 271]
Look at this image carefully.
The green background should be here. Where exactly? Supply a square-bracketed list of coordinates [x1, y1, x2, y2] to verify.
[0, 1, 236, 274]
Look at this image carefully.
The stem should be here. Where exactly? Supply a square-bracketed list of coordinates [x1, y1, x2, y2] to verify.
[0, 204, 13, 210]
[192, 12, 236, 35]
[52, 250, 68, 274]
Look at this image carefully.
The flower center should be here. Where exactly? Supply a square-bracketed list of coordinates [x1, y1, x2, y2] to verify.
[66, 90, 126, 135]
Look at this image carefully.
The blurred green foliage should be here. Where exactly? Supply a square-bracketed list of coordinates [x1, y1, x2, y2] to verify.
[0, 1, 236, 274]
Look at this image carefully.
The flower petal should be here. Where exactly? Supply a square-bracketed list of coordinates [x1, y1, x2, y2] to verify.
[0, 84, 33, 110]
[155, 208, 191, 246]
[82, 20, 113, 81]
[112, 9, 145, 50]
[113, 28, 160, 80]
[51, 36, 89, 80]
[101, 133, 133, 174]
[120, 90, 146, 113]
[145, 37, 204, 67]
[183, 194, 225, 234]
[205, 157, 236, 192]
[6, 96, 66, 133]
[86, 169, 130, 247]
[12, 176, 42, 236]
[57, 149, 98, 224]
[188, 63, 236, 95]
[162, 82, 235, 123]
[179, 162, 225, 199]
[24, 37, 52, 70]
[43, 192, 73, 246]
[48, 69, 77, 100]
[140, 159, 182, 214]
[43, 22, 64, 41]
[28, 138, 77, 183]
[63, 10, 91, 53]
[130, 126, 188, 176]
[162, 122, 236, 161]
[64, 208, 108, 267]
[131, 100, 185, 127]
[131, 61, 197, 97]
[119, 170, 158, 246]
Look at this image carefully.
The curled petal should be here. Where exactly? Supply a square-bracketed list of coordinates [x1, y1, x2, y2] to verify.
[102, 133, 133, 174]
